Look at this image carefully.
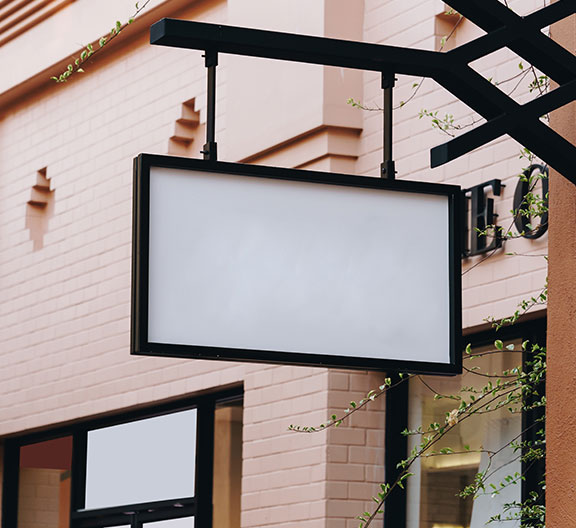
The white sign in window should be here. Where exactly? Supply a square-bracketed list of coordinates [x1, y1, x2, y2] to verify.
[85, 409, 197, 509]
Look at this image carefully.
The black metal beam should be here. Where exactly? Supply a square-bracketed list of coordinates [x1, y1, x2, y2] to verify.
[445, 0, 576, 84]
[431, 65, 518, 127]
[446, 0, 574, 32]
[528, 0, 576, 29]
[150, 19, 447, 77]
[434, 79, 576, 157]
[450, 1, 576, 66]
[431, 76, 576, 183]
[431, 1, 576, 181]
[150, 7, 576, 185]
[433, 120, 576, 187]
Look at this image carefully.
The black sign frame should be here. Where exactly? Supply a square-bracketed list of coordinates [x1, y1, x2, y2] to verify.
[132, 154, 463, 375]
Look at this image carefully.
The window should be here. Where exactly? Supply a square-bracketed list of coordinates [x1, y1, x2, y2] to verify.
[85, 409, 197, 510]
[2, 389, 242, 528]
[17, 436, 72, 528]
[407, 341, 523, 528]
[385, 319, 545, 528]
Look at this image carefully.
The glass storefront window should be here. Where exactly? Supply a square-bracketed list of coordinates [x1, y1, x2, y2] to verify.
[406, 342, 523, 528]
[18, 436, 73, 528]
[6, 392, 242, 528]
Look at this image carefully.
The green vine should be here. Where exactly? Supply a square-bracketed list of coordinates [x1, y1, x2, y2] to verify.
[50, 1, 151, 83]
[290, 335, 546, 528]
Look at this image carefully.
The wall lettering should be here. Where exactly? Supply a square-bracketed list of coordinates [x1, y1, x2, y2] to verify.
[462, 166, 549, 259]
[512, 164, 549, 240]
[463, 179, 503, 258]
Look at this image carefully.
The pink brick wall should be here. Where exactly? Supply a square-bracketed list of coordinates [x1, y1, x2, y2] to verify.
[326, 370, 386, 528]
[0, 1, 239, 436]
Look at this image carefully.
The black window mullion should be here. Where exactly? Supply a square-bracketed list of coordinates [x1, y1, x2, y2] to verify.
[521, 319, 546, 522]
[137, 503, 196, 524]
[71, 429, 88, 513]
[195, 399, 215, 528]
[384, 373, 409, 528]
[1, 440, 20, 528]
[72, 503, 196, 528]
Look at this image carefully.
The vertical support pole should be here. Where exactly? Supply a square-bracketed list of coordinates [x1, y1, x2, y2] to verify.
[384, 374, 408, 527]
[381, 72, 396, 179]
[1, 440, 20, 528]
[202, 50, 218, 162]
[70, 430, 88, 512]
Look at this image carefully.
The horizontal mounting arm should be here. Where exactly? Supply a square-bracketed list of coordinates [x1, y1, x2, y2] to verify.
[150, 18, 447, 77]
[150, 8, 576, 185]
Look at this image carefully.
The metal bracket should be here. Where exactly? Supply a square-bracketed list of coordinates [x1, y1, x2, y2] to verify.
[381, 73, 396, 179]
[151, 0, 576, 183]
[201, 50, 218, 162]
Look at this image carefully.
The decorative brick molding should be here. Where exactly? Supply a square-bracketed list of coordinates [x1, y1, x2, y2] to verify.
[168, 98, 201, 156]
[25, 168, 53, 251]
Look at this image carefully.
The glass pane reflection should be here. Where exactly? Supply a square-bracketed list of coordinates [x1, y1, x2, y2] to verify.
[406, 342, 523, 528]
[18, 436, 72, 528]
[85, 409, 197, 509]
[213, 399, 243, 528]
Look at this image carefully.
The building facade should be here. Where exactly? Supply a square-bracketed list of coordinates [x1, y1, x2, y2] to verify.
[0, 1, 550, 527]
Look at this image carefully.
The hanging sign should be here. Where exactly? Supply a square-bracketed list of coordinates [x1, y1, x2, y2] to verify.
[132, 154, 462, 374]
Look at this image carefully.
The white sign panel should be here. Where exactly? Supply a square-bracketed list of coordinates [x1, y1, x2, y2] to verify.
[132, 155, 461, 374]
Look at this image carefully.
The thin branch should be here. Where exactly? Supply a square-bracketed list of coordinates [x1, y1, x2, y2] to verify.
[288, 375, 411, 433]
[462, 366, 518, 378]
[505, 252, 548, 258]
[51, 0, 152, 83]
[506, 68, 532, 98]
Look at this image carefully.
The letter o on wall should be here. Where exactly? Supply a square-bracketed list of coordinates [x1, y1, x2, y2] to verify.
[513, 164, 549, 239]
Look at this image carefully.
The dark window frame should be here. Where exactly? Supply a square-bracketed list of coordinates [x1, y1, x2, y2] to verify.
[2, 386, 243, 528]
[384, 316, 546, 527]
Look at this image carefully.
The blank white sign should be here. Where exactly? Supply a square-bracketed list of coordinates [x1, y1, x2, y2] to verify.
[145, 165, 453, 367]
